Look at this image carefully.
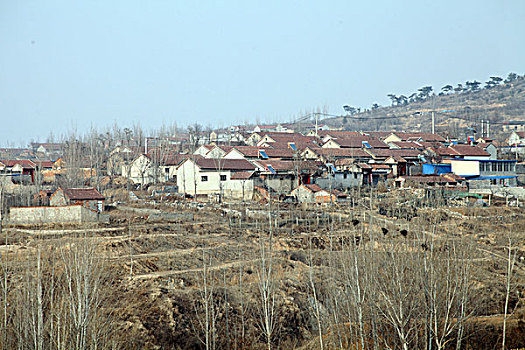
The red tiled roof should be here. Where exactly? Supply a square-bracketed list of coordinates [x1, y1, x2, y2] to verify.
[2, 160, 36, 168]
[449, 145, 490, 157]
[325, 137, 388, 148]
[260, 134, 320, 147]
[267, 140, 321, 150]
[35, 161, 54, 168]
[231, 146, 296, 158]
[63, 187, 105, 200]
[193, 158, 257, 171]
[364, 149, 422, 159]
[254, 160, 322, 172]
[161, 153, 194, 166]
[316, 130, 362, 138]
[417, 141, 446, 149]
[315, 148, 372, 158]
[389, 141, 423, 149]
[230, 171, 255, 180]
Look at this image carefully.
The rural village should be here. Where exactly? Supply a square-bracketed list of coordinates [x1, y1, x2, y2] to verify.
[1, 76, 525, 349]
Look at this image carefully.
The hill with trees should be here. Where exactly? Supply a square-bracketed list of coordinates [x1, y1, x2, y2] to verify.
[320, 72, 525, 140]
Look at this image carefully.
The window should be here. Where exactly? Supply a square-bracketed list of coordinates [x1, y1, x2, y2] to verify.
[343, 173, 348, 179]
[497, 162, 503, 172]
[201, 176, 208, 182]
[220, 175, 227, 181]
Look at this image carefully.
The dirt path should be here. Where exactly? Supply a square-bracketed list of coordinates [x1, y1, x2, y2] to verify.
[133, 258, 260, 280]
[109, 243, 227, 261]
[14, 227, 126, 236]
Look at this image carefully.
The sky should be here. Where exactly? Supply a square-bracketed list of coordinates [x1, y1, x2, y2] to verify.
[1, 0, 524, 146]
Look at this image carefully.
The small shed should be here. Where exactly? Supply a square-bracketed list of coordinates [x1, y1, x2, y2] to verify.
[291, 184, 347, 204]
[50, 187, 105, 212]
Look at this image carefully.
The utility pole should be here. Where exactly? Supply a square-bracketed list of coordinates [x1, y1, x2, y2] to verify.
[315, 113, 319, 137]
[487, 120, 490, 138]
[481, 120, 484, 138]
[431, 111, 435, 134]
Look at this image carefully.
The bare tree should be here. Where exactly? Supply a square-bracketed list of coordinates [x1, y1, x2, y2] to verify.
[255, 203, 279, 350]
[502, 235, 517, 350]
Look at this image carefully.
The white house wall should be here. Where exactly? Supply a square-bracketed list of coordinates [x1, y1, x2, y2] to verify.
[224, 149, 246, 159]
[450, 160, 480, 176]
[176, 160, 253, 199]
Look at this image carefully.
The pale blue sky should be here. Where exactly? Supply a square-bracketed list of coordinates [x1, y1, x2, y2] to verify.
[1, 1, 524, 146]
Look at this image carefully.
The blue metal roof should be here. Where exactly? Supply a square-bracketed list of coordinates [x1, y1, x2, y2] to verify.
[463, 175, 518, 180]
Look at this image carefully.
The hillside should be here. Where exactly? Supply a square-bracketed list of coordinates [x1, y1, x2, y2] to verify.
[320, 74, 525, 140]
[2, 192, 524, 349]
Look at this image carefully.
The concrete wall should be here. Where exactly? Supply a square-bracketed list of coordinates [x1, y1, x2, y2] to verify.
[9, 205, 99, 225]
[254, 174, 297, 194]
[316, 172, 362, 190]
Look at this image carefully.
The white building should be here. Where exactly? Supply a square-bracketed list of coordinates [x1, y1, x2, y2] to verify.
[176, 158, 257, 200]
[450, 159, 518, 187]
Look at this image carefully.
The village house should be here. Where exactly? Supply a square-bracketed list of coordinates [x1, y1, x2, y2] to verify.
[0, 160, 36, 183]
[476, 142, 498, 159]
[506, 131, 525, 145]
[252, 124, 295, 134]
[201, 145, 234, 159]
[50, 187, 105, 212]
[193, 144, 216, 157]
[123, 152, 190, 186]
[252, 159, 323, 194]
[0, 148, 34, 159]
[449, 159, 518, 188]
[315, 162, 363, 190]
[428, 144, 491, 161]
[358, 163, 391, 185]
[31, 142, 64, 157]
[107, 145, 145, 176]
[255, 133, 321, 151]
[176, 158, 257, 200]
[301, 147, 373, 163]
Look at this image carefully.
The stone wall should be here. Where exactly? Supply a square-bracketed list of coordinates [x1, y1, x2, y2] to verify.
[9, 205, 99, 225]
